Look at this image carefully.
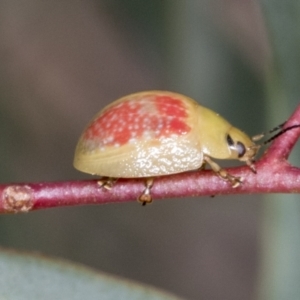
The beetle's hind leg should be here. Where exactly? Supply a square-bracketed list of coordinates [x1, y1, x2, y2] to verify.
[97, 177, 118, 190]
[204, 156, 242, 188]
[138, 178, 154, 206]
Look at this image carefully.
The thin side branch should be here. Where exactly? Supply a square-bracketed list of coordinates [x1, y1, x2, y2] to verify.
[1, 104, 300, 213]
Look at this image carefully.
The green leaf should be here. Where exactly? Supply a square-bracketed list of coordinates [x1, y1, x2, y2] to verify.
[0, 249, 185, 300]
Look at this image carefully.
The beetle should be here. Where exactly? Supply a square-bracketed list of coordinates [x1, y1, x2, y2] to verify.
[73, 91, 260, 204]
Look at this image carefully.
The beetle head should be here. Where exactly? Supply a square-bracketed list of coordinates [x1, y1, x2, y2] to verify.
[226, 127, 260, 173]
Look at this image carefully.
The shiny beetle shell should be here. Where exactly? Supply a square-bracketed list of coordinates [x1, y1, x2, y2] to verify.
[74, 91, 259, 203]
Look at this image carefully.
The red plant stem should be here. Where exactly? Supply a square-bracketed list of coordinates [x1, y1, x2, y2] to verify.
[1, 104, 300, 214]
[261, 103, 300, 161]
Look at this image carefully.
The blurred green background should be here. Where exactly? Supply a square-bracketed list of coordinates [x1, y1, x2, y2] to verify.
[0, 1, 299, 299]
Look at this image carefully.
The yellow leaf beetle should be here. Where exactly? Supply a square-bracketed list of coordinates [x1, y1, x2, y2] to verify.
[74, 91, 260, 204]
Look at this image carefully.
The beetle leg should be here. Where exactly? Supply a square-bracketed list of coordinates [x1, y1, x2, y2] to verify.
[204, 156, 242, 188]
[138, 178, 154, 206]
[97, 177, 118, 190]
[246, 159, 257, 174]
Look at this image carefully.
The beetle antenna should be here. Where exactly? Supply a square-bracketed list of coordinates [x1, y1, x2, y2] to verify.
[252, 122, 286, 141]
[263, 124, 300, 145]
[268, 122, 286, 133]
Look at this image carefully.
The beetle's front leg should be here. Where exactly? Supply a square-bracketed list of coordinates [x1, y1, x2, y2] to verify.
[204, 156, 242, 188]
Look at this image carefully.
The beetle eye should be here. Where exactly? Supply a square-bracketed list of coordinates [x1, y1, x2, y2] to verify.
[236, 141, 246, 157]
[226, 134, 234, 147]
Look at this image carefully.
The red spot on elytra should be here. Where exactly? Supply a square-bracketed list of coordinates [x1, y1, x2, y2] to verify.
[155, 95, 187, 118]
[83, 94, 191, 149]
